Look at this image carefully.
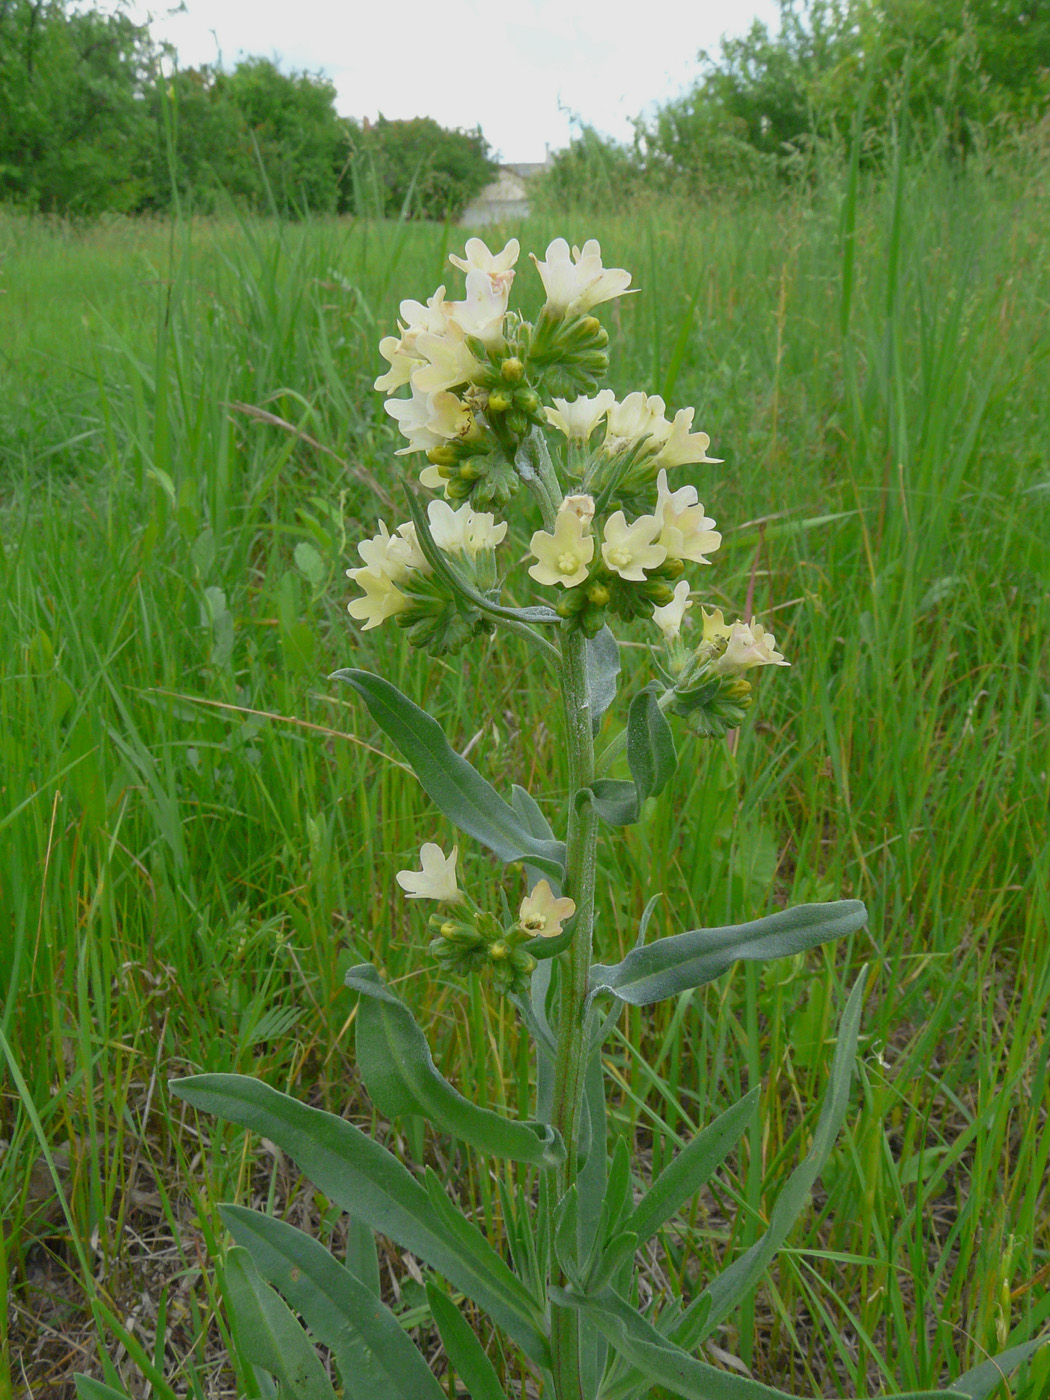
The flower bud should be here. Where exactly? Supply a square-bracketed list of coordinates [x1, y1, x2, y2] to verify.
[500, 357, 525, 383]
[487, 390, 513, 413]
[489, 940, 510, 961]
[514, 387, 541, 415]
[427, 444, 459, 467]
[586, 582, 610, 606]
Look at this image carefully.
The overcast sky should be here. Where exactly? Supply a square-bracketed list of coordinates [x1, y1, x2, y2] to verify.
[118, 0, 782, 163]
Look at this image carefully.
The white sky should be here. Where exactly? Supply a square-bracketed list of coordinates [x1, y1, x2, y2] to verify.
[119, 0, 782, 163]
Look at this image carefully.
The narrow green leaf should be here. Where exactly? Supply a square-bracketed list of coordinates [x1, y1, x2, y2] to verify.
[629, 1088, 760, 1244]
[586, 778, 638, 828]
[552, 1285, 960, 1400]
[347, 964, 564, 1167]
[950, 1338, 1050, 1399]
[586, 626, 621, 727]
[626, 683, 677, 805]
[74, 1381, 133, 1400]
[224, 1246, 338, 1400]
[332, 669, 564, 877]
[691, 970, 869, 1341]
[426, 1282, 510, 1400]
[589, 900, 868, 1006]
[221, 1205, 444, 1400]
[169, 1074, 550, 1368]
[347, 1215, 381, 1297]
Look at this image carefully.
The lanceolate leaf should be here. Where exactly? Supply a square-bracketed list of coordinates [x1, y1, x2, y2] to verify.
[346, 964, 565, 1167]
[220, 1205, 445, 1400]
[626, 683, 677, 805]
[551, 1286, 959, 1400]
[224, 1246, 338, 1400]
[331, 669, 565, 878]
[426, 1282, 510, 1400]
[169, 1074, 550, 1368]
[585, 625, 621, 727]
[628, 1089, 760, 1245]
[589, 901, 868, 1006]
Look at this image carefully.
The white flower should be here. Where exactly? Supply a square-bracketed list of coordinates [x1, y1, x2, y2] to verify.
[385, 385, 444, 455]
[544, 391, 616, 441]
[374, 287, 453, 394]
[530, 238, 634, 317]
[602, 392, 672, 457]
[702, 609, 790, 674]
[411, 332, 484, 394]
[374, 335, 421, 394]
[426, 500, 507, 558]
[654, 470, 721, 564]
[528, 504, 595, 588]
[346, 568, 413, 630]
[450, 237, 520, 279]
[395, 843, 462, 902]
[652, 580, 692, 642]
[600, 511, 666, 581]
[518, 880, 576, 938]
[561, 493, 596, 526]
[355, 518, 426, 577]
[448, 267, 511, 348]
[426, 390, 475, 441]
[652, 408, 720, 470]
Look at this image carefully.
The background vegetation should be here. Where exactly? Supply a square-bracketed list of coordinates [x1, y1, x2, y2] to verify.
[1, 1, 1049, 1396]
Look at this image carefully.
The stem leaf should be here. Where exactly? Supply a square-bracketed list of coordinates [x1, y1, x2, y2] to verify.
[223, 1246, 339, 1400]
[589, 900, 868, 1006]
[168, 1074, 550, 1368]
[626, 682, 677, 805]
[585, 625, 621, 728]
[426, 1281, 511, 1400]
[551, 1284, 963, 1400]
[332, 669, 565, 877]
[221, 1204, 443, 1400]
[346, 964, 565, 1167]
[627, 1088, 760, 1244]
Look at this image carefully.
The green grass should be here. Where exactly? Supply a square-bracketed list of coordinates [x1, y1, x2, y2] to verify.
[1, 159, 1048, 1397]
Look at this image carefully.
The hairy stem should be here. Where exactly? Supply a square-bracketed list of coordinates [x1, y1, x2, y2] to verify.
[549, 626, 599, 1400]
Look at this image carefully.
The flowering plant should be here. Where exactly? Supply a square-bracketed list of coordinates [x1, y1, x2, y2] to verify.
[158, 237, 1043, 1400]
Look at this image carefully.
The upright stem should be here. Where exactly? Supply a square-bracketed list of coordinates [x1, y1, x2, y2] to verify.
[549, 626, 599, 1400]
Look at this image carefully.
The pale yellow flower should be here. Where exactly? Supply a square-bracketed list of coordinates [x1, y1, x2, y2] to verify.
[395, 843, 462, 902]
[528, 504, 595, 588]
[346, 568, 413, 630]
[426, 500, 507, 558]
[355, 518, 425, 577]
[530, 237, 634, 317]
[654, 470, 721, 565]
[544, 391, 615, 441]
[652, 580, 692, 641]
[600, 510, 666, 581]
[602, 392, 671, 458]
[374, 335, 421, 394]
[448, 267, 511, 348]
[385, 386, 444, 455]
[652, 408, 720, 470]
[411, 333, 483, 394]
[449, 237, 520, 279]
[374, 287, 453, 394]
[518, 880, 575, 937]
[702, 610, 790, 674]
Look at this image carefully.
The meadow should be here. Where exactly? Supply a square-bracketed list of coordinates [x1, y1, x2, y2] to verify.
[1, 155, 1049, 1398]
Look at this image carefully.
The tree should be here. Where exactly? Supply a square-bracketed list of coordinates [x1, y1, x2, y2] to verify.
[353, 115, 497, 221]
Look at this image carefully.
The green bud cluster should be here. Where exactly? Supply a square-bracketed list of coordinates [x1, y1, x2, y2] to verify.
[396, 572, 495, 657]
[554, 566, 680, 639]
[526, 309, 611, 398]
[670, 672, 753, 738]
[427, 910, 537, 997]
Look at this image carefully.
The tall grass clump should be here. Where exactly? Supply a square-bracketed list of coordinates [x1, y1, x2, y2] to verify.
[0, 128, 1047, 1396]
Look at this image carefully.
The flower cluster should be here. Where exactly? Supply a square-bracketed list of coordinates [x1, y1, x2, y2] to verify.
[346, 499, 505, 654]
[395, 844, 575, 996]
[373, 237, 632, 510]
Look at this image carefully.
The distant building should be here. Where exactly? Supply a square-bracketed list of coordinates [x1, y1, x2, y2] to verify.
[460, 159, 550, 226]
